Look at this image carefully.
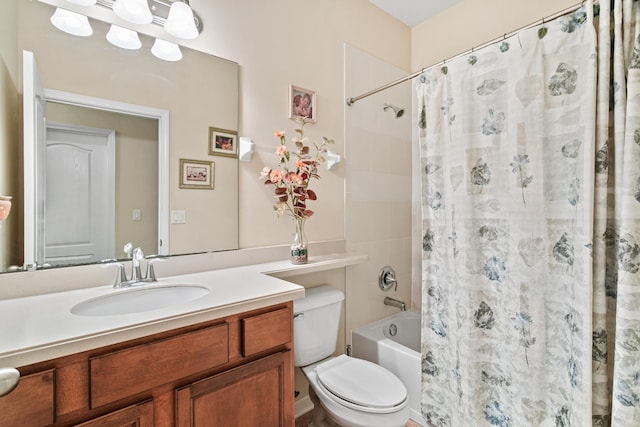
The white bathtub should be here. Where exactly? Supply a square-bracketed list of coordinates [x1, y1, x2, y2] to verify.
[352, 310, 425, 426]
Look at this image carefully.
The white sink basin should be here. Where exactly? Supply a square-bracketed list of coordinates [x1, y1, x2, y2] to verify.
[70, 285, 210, 316]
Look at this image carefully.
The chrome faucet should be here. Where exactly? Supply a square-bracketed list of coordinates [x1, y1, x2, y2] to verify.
[109, 248, 165, 288]
[131, 247, 145, 283]
[384, 296, 406, 311]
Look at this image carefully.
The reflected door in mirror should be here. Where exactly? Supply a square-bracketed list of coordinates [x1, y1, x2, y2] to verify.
[45, 124, 115, 266]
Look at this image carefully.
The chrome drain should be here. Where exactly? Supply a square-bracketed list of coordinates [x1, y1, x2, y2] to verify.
[388, 323, 398, 336]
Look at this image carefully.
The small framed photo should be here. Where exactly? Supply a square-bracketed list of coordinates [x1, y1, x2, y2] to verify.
[288, 84, 316, 123]
[209, 127, 238, 158]
[179, 158, 214, 190]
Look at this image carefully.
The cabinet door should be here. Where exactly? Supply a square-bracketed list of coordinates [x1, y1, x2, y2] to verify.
[176, 351, 293, 427]
[0, 369, 54, 426]
[73, 400, 153, 427]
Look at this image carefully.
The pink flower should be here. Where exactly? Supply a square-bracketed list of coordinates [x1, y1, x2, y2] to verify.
[288, 173, 303, 185]
[269, 169, 284, 183]
[260, 118, 335, 220]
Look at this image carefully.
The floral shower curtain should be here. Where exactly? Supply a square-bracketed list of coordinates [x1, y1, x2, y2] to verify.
[417, 1, 640, 425]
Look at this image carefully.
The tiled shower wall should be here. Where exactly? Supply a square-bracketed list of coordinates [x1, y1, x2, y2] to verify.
[344, 44, 416, 343]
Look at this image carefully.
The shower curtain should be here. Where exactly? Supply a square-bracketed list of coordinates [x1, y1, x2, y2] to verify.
[417, 1, 640, 426]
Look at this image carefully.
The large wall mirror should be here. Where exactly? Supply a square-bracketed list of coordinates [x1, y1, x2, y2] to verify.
[1, 0, 239, 273]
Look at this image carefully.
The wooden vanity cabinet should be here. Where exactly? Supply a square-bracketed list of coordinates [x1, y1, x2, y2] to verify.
[0, 302, 294, 427]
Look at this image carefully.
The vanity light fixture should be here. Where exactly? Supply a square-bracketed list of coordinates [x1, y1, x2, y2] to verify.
[164, 0, 198, 40]
[151, 38, 182, 61]
[106, 24, 142, 49]
[112, 0, 153, 25]
[50, 8, 94, 37]
[48, 1, 203, 61]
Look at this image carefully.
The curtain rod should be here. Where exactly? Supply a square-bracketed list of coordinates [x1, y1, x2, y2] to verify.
[345, 1, 587, 106]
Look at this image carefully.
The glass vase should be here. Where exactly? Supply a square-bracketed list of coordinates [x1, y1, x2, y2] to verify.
[290, 217, 308, 265]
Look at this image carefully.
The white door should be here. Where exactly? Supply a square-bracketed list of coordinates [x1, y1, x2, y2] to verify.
[23, 50, 46, 269]
[45, 124, 115, 266]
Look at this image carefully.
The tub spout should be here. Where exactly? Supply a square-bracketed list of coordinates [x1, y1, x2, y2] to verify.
[384, 297, 406, 311]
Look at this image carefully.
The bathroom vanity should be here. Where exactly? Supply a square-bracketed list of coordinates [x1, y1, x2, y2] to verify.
[1, 301, 293, 426]
[0, 251, 366, 426]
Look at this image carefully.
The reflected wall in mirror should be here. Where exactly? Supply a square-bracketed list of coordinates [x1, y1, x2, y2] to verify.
[0, 0, 239, 273]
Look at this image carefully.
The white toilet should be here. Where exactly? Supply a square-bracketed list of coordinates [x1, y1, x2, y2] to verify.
[294, 285, 410, 427]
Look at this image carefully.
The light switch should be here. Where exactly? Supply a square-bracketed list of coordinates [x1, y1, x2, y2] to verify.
[132, 209, 141, 221]
[171, 210, 186, 224]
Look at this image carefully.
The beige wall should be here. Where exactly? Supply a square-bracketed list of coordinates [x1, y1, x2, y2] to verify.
[198, 0, 412, 248]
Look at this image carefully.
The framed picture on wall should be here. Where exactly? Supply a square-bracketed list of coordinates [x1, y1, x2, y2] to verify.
[208, 127, 238, 158]
[288, 85, 316, 123]
[179, 159, 214, 190]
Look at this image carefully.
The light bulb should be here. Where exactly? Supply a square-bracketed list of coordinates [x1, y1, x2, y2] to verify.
[106, 25, 142, 50]
[164, 1, 198, 40]
[50, 8, 93, 37]
[112, 0, 153, 25]
[151, 39, 182, 61]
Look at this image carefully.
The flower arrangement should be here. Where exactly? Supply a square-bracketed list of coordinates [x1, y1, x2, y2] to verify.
[260, 117, 334, 263]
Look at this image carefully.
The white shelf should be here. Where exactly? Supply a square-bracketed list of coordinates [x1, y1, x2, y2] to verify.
[262, 252, 368, 278]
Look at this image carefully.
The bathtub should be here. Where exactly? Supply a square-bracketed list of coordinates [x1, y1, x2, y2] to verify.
[351, 310, 425, 426]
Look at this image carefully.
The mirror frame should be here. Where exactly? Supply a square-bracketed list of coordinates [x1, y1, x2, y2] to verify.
[24, 88, 170, 269]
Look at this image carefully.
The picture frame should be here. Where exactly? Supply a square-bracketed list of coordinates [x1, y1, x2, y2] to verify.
[208, 127, 238, 158]
[179, 158, 214, 190]
[288, 84, 316, 123]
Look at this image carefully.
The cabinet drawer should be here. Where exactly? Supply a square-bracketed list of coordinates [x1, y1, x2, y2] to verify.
[74, 399, 153, 427]
[90, 323, 228, 408]
[0, 368, 55, 426]
[242, 307, 291, 357]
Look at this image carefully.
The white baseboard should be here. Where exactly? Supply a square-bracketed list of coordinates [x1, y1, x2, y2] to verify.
[295, 396, 315, 418]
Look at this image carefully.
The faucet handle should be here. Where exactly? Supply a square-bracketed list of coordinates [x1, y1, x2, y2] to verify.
[103, 262, 127, 287]
[378, 266, 397, 291]
[146, 257, 167, 282]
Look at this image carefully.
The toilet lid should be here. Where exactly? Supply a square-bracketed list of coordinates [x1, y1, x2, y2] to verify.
[315, 355, 407, 409]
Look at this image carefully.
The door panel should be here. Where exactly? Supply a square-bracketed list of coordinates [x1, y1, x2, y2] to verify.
[45, 124, 115, 265]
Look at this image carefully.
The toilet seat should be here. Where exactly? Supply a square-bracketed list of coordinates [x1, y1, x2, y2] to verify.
[314, 355, 407, 414]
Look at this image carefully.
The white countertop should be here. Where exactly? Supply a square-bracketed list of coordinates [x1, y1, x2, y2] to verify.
[0, 261, 313, 368]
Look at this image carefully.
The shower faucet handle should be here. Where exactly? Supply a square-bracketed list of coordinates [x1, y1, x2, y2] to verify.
[378, 266, 397, 291]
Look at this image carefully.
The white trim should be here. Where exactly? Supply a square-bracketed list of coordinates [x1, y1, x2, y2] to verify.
[44, 89, 170, 255]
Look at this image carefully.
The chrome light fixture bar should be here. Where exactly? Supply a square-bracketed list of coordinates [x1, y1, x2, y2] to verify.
[95, 0, 203, 35]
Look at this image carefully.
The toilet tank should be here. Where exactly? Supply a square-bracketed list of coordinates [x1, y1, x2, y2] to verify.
[293, 285, 344, 367]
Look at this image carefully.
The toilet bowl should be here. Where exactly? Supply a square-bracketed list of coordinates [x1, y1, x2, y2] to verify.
[302, 355, 410, 427]
[294, 285, 410, 427]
